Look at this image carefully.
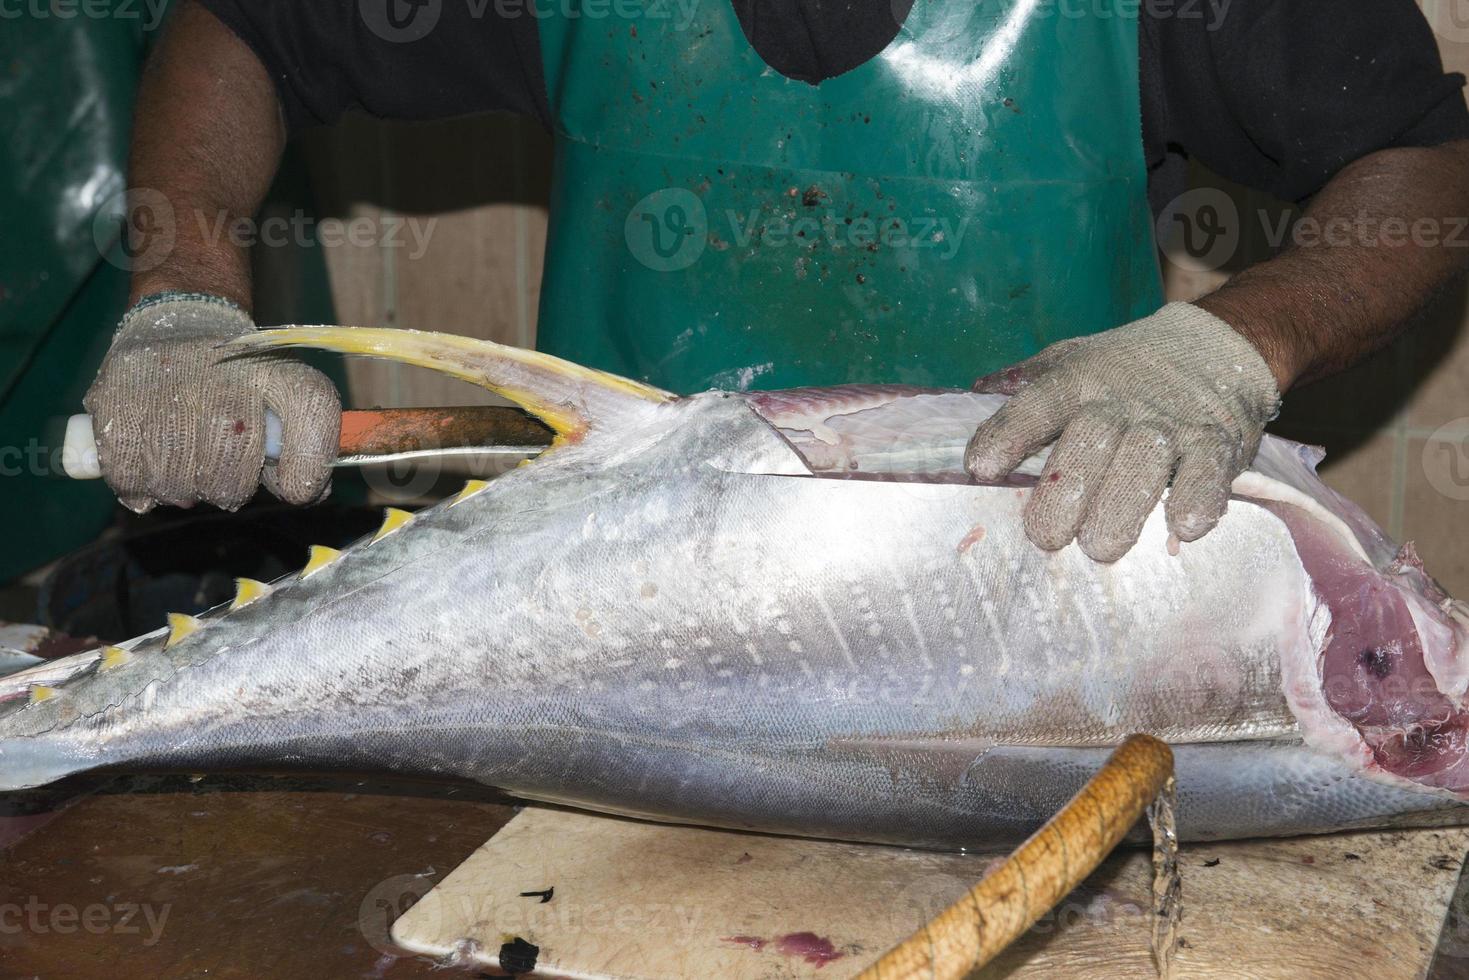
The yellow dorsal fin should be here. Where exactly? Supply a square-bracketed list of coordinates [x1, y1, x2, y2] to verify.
[231, 578, 272, 610]
[452, 479, 491, 506]
[99, 645, 132, 672]
[372, 507, 414, 543]
[227, 327, 674, 441]
[166, 613, 203, 648]
[28, 685, 58, 705]
[301, 545, 342, 579]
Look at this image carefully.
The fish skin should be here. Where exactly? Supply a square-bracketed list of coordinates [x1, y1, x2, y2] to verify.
[3, 357, 1468, 846]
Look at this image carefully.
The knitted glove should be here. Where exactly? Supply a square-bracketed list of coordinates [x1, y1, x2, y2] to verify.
[964, 302, 1280, 562]
[83, 293, 340, 513]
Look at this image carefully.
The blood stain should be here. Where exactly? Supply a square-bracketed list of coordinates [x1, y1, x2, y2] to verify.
[722, 935, 766, 951]
[775, 932, 844, 968]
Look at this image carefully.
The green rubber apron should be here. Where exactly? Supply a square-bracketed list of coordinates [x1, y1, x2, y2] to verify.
[535, 0, 1163, 392]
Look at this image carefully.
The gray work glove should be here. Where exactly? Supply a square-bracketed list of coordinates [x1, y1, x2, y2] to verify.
[964, 302, 1280, 563]
[84, 293, 340, 513]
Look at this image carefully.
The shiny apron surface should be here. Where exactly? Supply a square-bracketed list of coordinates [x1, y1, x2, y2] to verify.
[535, 0, 1163, 392]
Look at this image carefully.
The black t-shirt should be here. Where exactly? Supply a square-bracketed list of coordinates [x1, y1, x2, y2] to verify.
[200, 0, 1469, 209]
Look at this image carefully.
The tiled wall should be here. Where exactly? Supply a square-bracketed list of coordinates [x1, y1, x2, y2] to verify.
[304, 8, 1469, 596]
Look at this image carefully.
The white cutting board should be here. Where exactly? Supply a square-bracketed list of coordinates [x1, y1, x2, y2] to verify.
[389, 806, 988, 977]
[391, 806, 1469, 979]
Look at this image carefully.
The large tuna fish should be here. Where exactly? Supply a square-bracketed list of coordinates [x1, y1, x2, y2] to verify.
[3, 328, 1468, 847]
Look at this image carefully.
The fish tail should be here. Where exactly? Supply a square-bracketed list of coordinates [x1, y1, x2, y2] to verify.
[225, 327, 675, 441]
[0, 646, 127, 790]
[0, 732, 92, 791]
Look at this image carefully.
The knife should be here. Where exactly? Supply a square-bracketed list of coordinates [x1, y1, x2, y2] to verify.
[62, 407, 555, 480]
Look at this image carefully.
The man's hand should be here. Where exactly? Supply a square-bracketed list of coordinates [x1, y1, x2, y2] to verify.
[84, 293, 340, 513]
[964, 303, 1279, 562]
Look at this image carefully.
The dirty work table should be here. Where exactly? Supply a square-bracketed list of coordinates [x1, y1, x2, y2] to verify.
[0, 774, 516, 979]
[4, 778, 1469, 979]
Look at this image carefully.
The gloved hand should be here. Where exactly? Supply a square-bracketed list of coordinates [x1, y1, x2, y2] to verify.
[83, 292, 340, 513]
[964, 302, 1280, 562]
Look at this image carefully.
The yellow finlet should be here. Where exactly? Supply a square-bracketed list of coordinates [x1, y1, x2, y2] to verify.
[372, 507, 414, 542]
[231, 578, 272, 610]
[166, 613, 203, 648]
[28, 685, 58, 705]
[99, 645, 132, 672]
[301, 545, 342, 579]
[452, 480, 491, 506]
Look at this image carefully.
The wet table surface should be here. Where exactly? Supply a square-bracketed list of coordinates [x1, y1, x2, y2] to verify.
[0, 774, 516, 979]
[6, 775, 1469, 979]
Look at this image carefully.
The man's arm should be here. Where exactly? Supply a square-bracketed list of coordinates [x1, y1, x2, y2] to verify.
[85, 1, 339, 513]
[129, 0, 284, 307]
[965, 141, 1469, 563]
[1200, 140, 1469, 390]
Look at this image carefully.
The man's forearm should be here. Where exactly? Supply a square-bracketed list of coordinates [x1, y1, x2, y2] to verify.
[1197, 139, 1469, 392]
[127, 0, 285, 310]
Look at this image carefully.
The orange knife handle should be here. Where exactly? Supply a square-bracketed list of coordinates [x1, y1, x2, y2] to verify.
[337, 407, 554, 457]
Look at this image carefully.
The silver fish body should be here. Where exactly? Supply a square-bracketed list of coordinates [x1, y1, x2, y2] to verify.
[4, 333, 1467, 848]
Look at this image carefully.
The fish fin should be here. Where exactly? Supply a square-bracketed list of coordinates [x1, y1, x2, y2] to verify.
[301, 545, 342, 579]
[227, 327, 674, 440]
[165, 614, 203, 649]
[27, 685, 58, 706]
[98, 645, 133, 672]
[451, 479, 491, 506]
[371, 507, 414, 542]
[231, 578, 272, 610]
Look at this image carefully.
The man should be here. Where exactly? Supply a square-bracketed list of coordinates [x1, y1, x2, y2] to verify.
[87, 0, 1469, 562]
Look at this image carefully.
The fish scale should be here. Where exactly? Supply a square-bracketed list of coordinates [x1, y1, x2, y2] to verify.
[2, 327, 1468, 848]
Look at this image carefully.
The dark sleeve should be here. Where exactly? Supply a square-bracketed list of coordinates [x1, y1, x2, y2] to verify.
[196, 0, 549, 132]
[1142, 0, 1469, 205]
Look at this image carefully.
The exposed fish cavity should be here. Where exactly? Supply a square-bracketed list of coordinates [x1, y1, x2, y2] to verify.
[1254, 497, 1469, 796]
